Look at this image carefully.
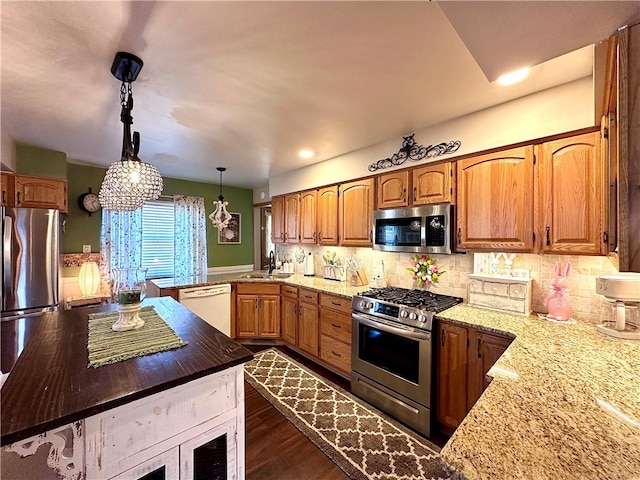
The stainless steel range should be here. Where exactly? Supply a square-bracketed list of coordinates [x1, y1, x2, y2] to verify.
[351, 287, 462, 437]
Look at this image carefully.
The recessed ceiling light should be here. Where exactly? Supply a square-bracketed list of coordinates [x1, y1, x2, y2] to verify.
[496, 67, 530, 86]
[298, 149, 315, 159]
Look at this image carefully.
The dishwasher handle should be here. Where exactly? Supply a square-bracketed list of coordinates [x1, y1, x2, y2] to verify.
[179, 284, 232, 300]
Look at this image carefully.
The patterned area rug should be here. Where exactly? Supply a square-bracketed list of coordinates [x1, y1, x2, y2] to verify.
[244, 349, 450, 480]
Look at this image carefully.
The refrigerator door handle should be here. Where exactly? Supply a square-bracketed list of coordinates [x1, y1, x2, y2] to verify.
[3, 215, 13, 306]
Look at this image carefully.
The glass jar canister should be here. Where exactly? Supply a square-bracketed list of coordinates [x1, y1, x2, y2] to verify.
[111, 268, 148, 332]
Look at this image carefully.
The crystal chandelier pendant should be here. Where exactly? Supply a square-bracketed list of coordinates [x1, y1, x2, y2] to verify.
[99, 52, 163, 211]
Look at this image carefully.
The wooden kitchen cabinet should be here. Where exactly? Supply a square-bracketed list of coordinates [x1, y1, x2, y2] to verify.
[14, 174, 68, 213]
[377, 171, 409, 209]
[436, 320, 512, 434]
[299, 189, 317, 244]
[298, 289, 319, 356]
[536, 131, 605, 254]
[339, 178, 374, 246]
[467, 329, 512, 410]
[413, 162, 454, 205]
[1, 172, 13, 207]
[317, 186, 339, 245]
[319, 294, 352, 373]
[436, 321, 468, 432]
[0, 173, 68, 212]
[456, 146, 534, 252]
[271, 195, 285, 243]
[235, 283, 280, 338]
[281, 285, 298, 345]
[284, 193, 300, 243]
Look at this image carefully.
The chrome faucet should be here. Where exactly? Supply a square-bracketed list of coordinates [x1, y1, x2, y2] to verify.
[268, 250, 276, 273]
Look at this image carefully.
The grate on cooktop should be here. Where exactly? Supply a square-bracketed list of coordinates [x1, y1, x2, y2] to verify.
[359, 287, 462, 312]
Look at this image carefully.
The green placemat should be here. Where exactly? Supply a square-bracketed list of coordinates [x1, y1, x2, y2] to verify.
[88, 306, 188, 368]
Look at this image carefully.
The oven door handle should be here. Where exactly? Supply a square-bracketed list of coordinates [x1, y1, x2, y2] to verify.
[352, 312, 432, 341]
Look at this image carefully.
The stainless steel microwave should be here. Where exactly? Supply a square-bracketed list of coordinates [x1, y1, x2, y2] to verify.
[373, 203, 453, 254]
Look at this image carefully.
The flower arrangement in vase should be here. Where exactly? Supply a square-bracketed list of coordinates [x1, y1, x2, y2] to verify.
[407, 254, 444, 289]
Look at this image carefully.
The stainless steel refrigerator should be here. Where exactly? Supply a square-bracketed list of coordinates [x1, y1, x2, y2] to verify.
[2, 207, 60, 318]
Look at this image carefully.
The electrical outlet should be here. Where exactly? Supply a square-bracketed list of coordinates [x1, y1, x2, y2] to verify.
[82, 244, 91, 254]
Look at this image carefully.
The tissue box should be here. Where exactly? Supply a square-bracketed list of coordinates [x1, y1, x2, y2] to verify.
[467, 273, 532, 316]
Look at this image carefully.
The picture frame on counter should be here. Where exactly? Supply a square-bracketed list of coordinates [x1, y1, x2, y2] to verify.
[218, 212, 241, 244]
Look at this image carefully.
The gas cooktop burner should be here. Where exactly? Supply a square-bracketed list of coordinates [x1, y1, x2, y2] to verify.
[358, 287, 462, 313]
[352, 286, 463, 332]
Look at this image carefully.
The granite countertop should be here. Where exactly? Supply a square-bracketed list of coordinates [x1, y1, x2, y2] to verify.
[437, 305, 640, 480]
[151, 272, 371, 299]
[0, 297, 253, 446]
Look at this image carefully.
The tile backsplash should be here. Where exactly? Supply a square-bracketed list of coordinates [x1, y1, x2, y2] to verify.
[275, 245, 619, 324]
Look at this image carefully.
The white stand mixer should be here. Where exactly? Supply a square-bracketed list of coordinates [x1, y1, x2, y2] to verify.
[595, 274, 640, 340]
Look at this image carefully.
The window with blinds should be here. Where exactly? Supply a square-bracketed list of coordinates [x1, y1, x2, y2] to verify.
[141, 200, 175, 279]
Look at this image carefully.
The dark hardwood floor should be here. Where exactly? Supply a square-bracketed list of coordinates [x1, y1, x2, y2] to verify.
[244, 345, 349, 480]
[243, 345, 447, 479]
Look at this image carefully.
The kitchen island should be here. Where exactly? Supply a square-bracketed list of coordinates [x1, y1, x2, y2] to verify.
[1, 296, 253, 479]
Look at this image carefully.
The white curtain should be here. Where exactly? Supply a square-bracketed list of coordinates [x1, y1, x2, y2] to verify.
[173, 195, 208, 277]
[100, 209, 143, 287]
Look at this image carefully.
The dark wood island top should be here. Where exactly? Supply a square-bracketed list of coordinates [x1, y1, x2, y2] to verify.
[1, 297, 253, 446]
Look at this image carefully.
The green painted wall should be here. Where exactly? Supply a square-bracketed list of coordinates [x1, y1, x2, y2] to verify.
[16, 144, 67, 178]
[63, 163, 254, 267]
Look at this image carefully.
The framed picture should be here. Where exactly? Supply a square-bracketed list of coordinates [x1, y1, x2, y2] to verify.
[218, 212, 241, 244]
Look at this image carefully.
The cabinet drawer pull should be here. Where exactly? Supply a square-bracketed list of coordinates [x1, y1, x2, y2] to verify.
[331, 323, 342, 329]
[477, 338, 481, 358]
[441, 328, 445, 347]
[545, 226, 550, 246]
[331, 301, 341, 306]
[331, 350, 342, 358]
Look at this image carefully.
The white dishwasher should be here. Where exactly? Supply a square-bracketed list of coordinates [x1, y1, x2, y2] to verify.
[178, 284, 232, 336]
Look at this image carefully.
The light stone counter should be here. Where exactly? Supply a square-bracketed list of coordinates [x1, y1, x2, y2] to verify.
[437, 305, 640, 480]
[150, 273, 371, 299]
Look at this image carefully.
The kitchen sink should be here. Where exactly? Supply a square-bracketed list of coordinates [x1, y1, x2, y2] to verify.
[240, 271, 293, 279]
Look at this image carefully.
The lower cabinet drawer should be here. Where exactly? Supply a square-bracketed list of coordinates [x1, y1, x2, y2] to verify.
[320, 310, 351, 344]
[320, 335, 351, 373]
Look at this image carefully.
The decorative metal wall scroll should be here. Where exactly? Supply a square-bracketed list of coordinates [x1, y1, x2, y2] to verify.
[368, 134, 461, 172]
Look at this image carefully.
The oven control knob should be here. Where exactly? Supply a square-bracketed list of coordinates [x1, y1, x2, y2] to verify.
[360, 301, 369, 309]
[418, 314, 427, 323]
[408, 312, 417, 320]
[400, 310, 409, 318]
[367, 302, 374, 309]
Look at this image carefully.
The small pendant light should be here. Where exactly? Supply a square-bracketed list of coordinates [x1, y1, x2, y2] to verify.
[209, 167, 232, 230]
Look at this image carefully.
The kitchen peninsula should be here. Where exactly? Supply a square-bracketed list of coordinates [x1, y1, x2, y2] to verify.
[156, 273, 639, 479]
[1, 297, 253, 479]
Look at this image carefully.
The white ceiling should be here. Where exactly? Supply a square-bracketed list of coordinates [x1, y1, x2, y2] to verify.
[1, 1, 638, 189]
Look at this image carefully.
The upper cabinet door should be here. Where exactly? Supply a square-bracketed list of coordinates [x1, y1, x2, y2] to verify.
[271, 195, 285, 244]
[13, 174, 68, 213]
[299, 190, 317, 244]
[284, 193, 300, 244]
[456, 146, 534, 252]
[537, 131, 604, 255]
[376, 171, 409, 209]
[339, 178, 374, 246]
[412, 162, 453, 205]
[317, 186, 339, 245]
